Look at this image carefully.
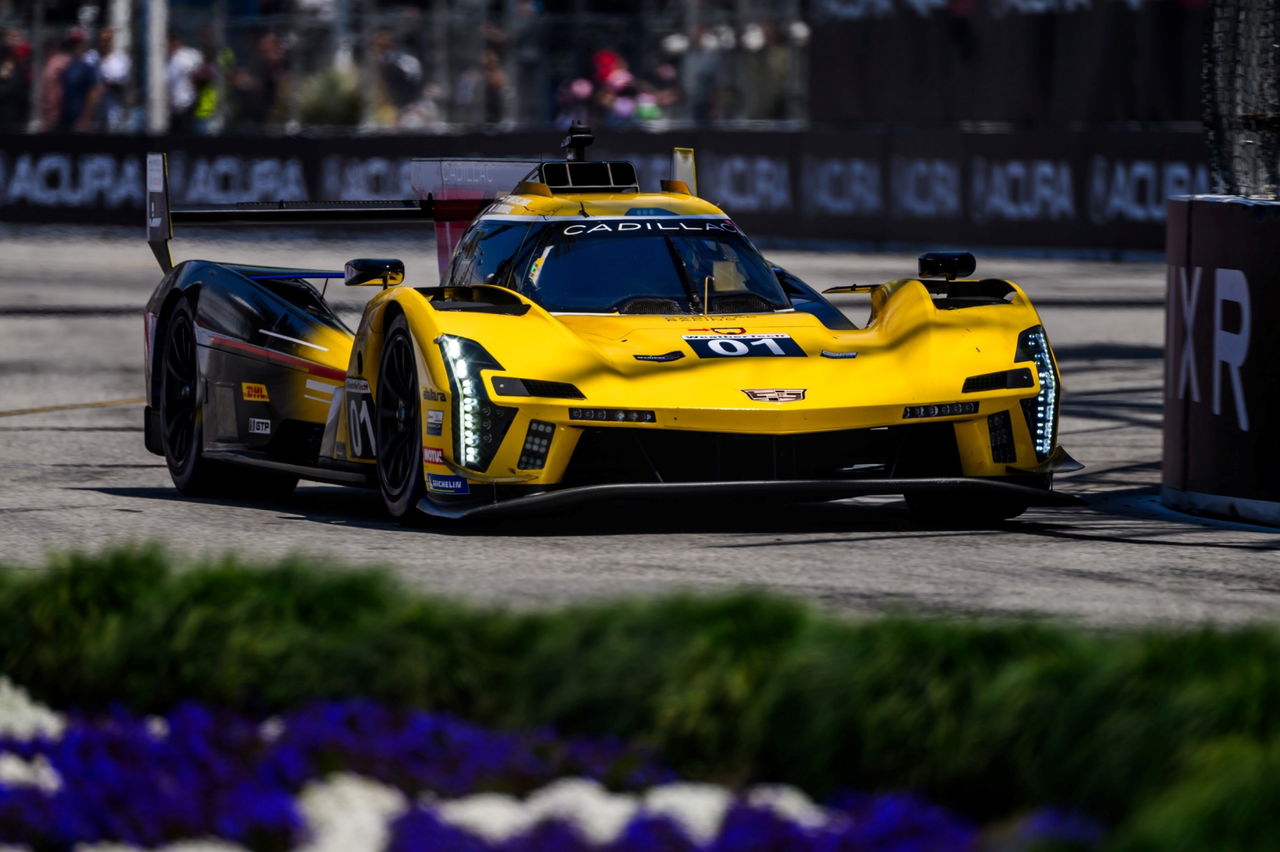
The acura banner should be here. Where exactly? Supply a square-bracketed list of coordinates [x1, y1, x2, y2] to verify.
[0, 128, 1206, 253]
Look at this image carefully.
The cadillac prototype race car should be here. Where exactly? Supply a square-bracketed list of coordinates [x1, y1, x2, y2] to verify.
[142, 128, 1080, 524]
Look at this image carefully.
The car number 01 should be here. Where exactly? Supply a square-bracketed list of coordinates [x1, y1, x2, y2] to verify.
[348, 395, 377, 458]
[682, 334, 805, 359]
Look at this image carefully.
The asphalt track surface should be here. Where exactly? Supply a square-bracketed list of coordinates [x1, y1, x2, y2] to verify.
[2, 225, 1277, 626]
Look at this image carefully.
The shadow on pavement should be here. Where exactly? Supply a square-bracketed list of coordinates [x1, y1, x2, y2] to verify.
[85, 484, 1057, 538]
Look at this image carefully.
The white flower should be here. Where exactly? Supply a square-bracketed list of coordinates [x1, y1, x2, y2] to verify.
[641, 782, 733, 846]
[260, 717, 286, 742]
[295, 773, 408, 852]
[746, 784, 829, 830]
[525, 778, 639, 844]
[146, 716, 170, 740]
[0, 753, 60, 793]
[0, 677, 63, 740]
[76, 843, 250, 852]
[435, 792, 533, 843]
[158, 843, 253, 852]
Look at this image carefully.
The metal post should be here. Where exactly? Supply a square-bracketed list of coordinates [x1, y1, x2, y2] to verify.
[432, 1, 450, 125]
[501, 0, 516, 125]
[681, 0, 700, 122]
[359, 0, 374, 126]
[334, 0, 353, 71]
[110, 0, 131, 58]
[27, 0, 45, 131]
[146, 0, 168, 135]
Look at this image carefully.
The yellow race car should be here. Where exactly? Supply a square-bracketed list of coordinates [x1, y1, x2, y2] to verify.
[142, 128, 1079, 523]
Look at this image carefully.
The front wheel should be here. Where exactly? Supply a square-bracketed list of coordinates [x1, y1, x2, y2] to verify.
[375, 314, 427, 522]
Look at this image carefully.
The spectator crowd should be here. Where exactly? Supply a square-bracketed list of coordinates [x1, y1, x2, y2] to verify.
[0, 2, 806, 135]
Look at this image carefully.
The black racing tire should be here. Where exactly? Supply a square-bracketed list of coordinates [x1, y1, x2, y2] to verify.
[159, 299, 298, 500]
[375, 313, 427, 523]
[159, 299, 226, 496]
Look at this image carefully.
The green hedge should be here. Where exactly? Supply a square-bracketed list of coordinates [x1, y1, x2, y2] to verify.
[3, 547, 1280, 850]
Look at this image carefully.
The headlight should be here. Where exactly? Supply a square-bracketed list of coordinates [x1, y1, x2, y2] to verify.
[1015, 325, 1059, 461]
[435, 335, 516, 472]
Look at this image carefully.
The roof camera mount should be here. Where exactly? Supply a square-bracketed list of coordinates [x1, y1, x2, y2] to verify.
[561, 123, 594, 162]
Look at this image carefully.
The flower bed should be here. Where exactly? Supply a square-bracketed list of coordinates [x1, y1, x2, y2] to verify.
[0, 679, 988, 851]
[6, 548, 1275, 849]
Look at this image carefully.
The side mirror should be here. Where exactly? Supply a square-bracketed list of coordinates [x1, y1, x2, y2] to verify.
[918, 251, 975, 281]
[344, 258, 405, 287]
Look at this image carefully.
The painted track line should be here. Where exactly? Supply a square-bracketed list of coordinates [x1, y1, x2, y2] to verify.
[0, 397, 146, 418]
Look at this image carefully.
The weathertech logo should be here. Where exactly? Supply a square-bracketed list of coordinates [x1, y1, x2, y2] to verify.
[742, 389, 806, 402]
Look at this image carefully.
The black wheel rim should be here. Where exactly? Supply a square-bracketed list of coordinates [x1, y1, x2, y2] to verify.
[376, 331, 420, 500]
[161, 311, 198, 469]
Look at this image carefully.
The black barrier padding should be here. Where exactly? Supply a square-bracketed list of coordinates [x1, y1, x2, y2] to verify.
[1165, 196, 1280, 504]
[0, 129, 1208, 251]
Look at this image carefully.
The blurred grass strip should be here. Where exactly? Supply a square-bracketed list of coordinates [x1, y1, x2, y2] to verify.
[1, 546, 1277, 849]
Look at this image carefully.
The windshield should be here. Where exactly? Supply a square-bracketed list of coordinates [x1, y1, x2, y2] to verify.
[487, 217, 789, 314]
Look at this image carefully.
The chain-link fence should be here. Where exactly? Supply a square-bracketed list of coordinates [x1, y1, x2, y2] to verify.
[1204, 0, 1280, 197]
[0, 0, 809, 136]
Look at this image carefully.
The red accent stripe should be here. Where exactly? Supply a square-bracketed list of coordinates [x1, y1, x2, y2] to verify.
[207, 335, 347, 381]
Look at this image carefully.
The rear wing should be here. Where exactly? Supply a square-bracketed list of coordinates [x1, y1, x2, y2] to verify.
[146, 143, 700, 277]
[144, 153, 534, 276]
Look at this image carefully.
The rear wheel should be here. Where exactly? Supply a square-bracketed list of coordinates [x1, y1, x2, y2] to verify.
[160, 300, 225, 496]
[159, 299, 297, 499]
[376, 314, 426, 522]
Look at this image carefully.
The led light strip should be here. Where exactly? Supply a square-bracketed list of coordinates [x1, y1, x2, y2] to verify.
[443, 338, 484, 467]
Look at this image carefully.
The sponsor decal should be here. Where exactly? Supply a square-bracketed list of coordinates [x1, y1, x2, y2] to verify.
[662, 315, 752, 323]
[1, 152, 143, 209]
[427, 473, 470, 495]
[241, 382, 270, 402]
[891, 156, 961, 220]
[561, 219, 739, 236]
[423, 447, 445, 465]
[422, 389, 447, 402]
[703, 156, 792, 213]
[1088, 157, 1211, 226]
[634, 351, 685, 362]
[305, 379, 337, 395]
[347, 394, 376, 458]
[742, 388, 807, 402]
[426, 408, 444, 436]
[804, 156, 883, 217]
[969, 157, 1074, 225]
[682, 333, 806, 358]
[1171, 266, 1251, 432]
[147, 155, 165, 192]
[345, 378, 370, 393]
[248, 417, 271, 435]
[686, 327, 747, 335]
[304, 378, 338, 404]
[168, 154, 309, 206]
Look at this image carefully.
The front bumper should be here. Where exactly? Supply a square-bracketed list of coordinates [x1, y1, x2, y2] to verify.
[417, 477, 1083, 520]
